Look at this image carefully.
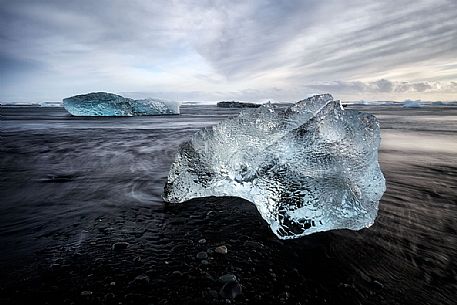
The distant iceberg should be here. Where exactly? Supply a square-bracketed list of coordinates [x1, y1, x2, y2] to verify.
[63, 92, 180, 116]
[217, 101, 261, 108]
[402, 100, 422, 108]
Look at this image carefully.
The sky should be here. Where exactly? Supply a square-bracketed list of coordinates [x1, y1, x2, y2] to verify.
[1, 0, 456, 103]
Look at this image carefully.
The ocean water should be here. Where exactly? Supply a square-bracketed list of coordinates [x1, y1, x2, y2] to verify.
[0, 106, 239, 258]
[0, 105, 456, 304]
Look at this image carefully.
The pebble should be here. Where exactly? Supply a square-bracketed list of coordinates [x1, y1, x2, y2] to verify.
[219, 274, 237, 283]
[110, 281, 116, 286]
[271, 272, 277, 281]
[197, 251, 208, 259]
[219, 281, 242, 299]
[201, 260, 209, 265]
[339, 283, 353, 289]
[104, 293, 115, 302]
[171, 271, 183, 277]
[130, 274, 150, 287]
[243, 241, 263, 248]
[291, 268, 300, 279]
[203, 272, 215, 281]
[80, 291, 93, 296]
[280, 291, 290, 301]
[215, 245, 228, 254]
[171, 244, 186, 252]
[208, 289, 218, 298]
[111, 242, 129, 251]
[133, 256, 142, 262]
[198, 238, 207, 244]
[372, 280, 384, 289]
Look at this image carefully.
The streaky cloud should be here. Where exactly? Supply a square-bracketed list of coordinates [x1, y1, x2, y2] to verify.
[0, 0, 456, 102]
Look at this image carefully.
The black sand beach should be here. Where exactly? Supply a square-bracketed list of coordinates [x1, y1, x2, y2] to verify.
[0, 105, 456, 305]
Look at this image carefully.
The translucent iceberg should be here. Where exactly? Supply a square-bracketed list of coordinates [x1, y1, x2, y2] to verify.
[63, 92, 180, 116]
[402, 100, 422, 108]
[163, 94, 386, 239]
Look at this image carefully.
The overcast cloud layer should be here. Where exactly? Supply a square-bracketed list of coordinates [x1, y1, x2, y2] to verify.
[1, 0, 456, 102]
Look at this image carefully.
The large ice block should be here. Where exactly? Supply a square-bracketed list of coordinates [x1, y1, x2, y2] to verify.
[163, 94, 386, 239]
[63, 92, 180, 116]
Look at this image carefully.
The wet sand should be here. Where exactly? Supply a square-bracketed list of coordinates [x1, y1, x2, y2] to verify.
[0, 105, 456, 304]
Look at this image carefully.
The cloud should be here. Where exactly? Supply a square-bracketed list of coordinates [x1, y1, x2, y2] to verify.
[0, 0, 456, 102]
[306, 79, 457, 94]
[175, 0, 457, 82]
[118, 79, 457, 103]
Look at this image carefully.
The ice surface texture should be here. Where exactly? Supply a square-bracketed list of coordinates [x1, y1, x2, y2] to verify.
[63, 92, 180, 116]
[163, 94, 386, 239]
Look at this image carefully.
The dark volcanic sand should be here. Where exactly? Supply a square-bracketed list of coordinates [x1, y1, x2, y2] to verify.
[0, 105, 456, 305]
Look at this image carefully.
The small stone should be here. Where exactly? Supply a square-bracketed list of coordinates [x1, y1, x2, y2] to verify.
[171, 244, 186, 252]
[104, 293, 115, 302]
[215, 245, 227, 254]
[280, 291, 290, 301]
[291, 268, 300, 279]
[203, 272, 215, 281]
[130, 274, 150, 287]
[372, 280, 384, 289]
[172, 271, 183, 277]
[219, 281, 242, 299]
[80, 291, 93, 296]
[135, 274, 150, 282]
[243, 241, 263, 248]
[271, 272, 277, 281]
[198, 238, 207, 244]
[338, 282, 353, 289]
[219, 274, 237, 283]
[133, 256, 142, 262]
[111, 242, 129, 251]
[201, 260, 209, 265]
[360, 272, 371, 282]
[197, 251, 208, 259]
[208, 289, 218, 298]
[110, 281, 116, 286]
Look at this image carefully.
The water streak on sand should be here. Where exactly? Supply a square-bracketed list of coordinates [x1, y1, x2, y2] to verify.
[0, 105, 456, 304]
